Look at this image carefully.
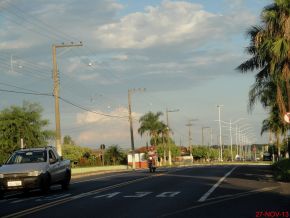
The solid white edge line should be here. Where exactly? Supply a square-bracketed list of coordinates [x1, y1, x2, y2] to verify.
[198, 166, 237, 202]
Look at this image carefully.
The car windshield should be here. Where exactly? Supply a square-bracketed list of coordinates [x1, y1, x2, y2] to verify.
[6, 150, 47, 164]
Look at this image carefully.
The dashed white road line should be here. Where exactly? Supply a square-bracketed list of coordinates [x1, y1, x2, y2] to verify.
[198, 166, 237, 202]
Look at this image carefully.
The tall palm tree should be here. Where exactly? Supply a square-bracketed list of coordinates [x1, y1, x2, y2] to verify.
[138, 111, 166, 146]
[237, 0, 290, 119]
[237, 0, 290, 157]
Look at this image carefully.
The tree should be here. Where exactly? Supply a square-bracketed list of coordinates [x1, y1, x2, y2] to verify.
[237, 0, 290, 157]
[63, 135, 75, 145]
[0, 102, 54, 163]
[62, 144, 91, 162]
[104, 145, 126, 165]
[138, 111, 166, 146]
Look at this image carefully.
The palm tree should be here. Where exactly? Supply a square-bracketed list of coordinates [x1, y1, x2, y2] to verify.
[237, 0, 290, 157]
[237, 0, 290, 118]
[104, 145, 124, 165]
[138, 111, 166, 146]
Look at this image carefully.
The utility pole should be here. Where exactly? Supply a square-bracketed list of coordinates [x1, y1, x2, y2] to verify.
[166, 108, 179, 166]
[52, 42, 82, 156]
[217, 104, 224, 161]
[186, 119, 197, 157]
[186, 122, 193, 157]
[128, 88, 145, 169]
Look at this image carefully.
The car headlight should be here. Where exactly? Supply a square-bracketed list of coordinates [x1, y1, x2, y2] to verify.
[0, 174, 3, 179]
[28, 171, 42, 177]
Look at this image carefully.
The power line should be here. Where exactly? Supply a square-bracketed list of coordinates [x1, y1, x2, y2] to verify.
[0, 88, 52, 96]
[58, 96, 129, 120]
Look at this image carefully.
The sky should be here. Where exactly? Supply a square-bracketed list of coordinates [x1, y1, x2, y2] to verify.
[0, 0, 273, 150]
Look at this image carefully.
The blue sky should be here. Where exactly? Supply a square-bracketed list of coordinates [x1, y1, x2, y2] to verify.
[0, 0, 273, 149]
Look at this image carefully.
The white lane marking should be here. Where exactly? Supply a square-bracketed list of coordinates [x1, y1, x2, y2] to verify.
[93, 192, 121, 199]
[71, 172, 131, 184]
[123, 192, 152, 198]
[160, 186, 279, 217]
[35, 194, 71, 202]
[0, 198, 18, 203]
[156, 192, 180, 197]
[198, 166, 237, 202]
[206, 186, 279, 201]
[11, 197, 38, 204]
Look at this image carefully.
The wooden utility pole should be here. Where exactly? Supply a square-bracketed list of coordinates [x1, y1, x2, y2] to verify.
[52, 42, 82, 156]
[186, 119, 198, 158]
[186, 122, 193, 156]
[128, 88, 145, 169]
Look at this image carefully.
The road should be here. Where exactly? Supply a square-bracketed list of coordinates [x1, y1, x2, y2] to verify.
[0, 165, 289, 218]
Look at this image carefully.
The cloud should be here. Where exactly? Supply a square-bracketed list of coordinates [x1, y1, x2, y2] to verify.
[112, 54, 129, 61]
[76, 106, 140, 125]
[94, 0, 256, 49]
[77, 127, 130, 146]
[0, 0, 123, 54]
[75, 106, 142, 146]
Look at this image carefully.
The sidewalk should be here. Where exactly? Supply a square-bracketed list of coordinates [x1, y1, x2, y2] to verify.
[71, 165, 135, 179]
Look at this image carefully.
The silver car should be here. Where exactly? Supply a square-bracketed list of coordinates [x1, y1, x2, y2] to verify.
[0, 146, 71, 198]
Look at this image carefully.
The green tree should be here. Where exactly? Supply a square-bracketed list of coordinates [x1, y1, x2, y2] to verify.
[63, 135, 75, 145]
[0, 102, 54, 163]
[62, 144, 94, 166]
[192, 146, 208, 161]
[104, 145, 126, 165]
[138, 111, 166, 146]
[237, 0, 290, 116]
[237, 0, 290, 157]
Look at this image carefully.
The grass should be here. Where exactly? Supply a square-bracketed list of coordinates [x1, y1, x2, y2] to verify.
[272, 159, 290, 182]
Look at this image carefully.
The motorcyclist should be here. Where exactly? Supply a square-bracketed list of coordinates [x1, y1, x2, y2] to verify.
[147, 156, 156, 173]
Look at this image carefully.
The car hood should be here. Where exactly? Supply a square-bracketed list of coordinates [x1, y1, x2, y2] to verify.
[0, 163, 47, 174]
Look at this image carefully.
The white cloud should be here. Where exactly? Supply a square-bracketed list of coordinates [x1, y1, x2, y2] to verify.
[76, 106, 140, 125]
[75, 106, 142, 146]
[77, 127, 129, 145]
[94, 0, 255, 49]
[113, 54, 128, 61]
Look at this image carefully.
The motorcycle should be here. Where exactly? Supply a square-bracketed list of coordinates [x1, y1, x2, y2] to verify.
[148, 159, 156, 173]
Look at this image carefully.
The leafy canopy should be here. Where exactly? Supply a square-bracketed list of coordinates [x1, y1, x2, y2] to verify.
[0, 102, 54, 163]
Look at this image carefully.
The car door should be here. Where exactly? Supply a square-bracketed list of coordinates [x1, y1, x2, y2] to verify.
[48, 150, 60, 183]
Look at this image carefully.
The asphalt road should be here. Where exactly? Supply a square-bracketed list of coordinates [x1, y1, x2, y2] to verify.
[0, 165, 289, 218]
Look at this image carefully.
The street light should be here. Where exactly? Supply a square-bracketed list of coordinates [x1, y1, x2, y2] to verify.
[221, 118, 246, 161]
[166, 108, 179, 166]
[216, 104, 224, 161]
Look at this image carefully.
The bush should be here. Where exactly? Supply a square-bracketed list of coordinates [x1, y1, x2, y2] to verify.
[272, 159, 290, 182]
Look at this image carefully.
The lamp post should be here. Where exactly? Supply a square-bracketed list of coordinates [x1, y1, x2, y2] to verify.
[239, 127, 253, 160]
[217, 105, 224, 161]
[166, 108, 179, 166]
[221, 118, 246, 161]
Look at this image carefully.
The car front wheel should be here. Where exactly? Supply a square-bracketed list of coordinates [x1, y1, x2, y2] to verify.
[40, 173, 51, 194]
[61, 171, 71, 190]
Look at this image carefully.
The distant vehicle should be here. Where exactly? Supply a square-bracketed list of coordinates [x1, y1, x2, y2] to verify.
[263, 152, 272, 161]
[0, 146, 71, 198]
[235, 155, 241, 161]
